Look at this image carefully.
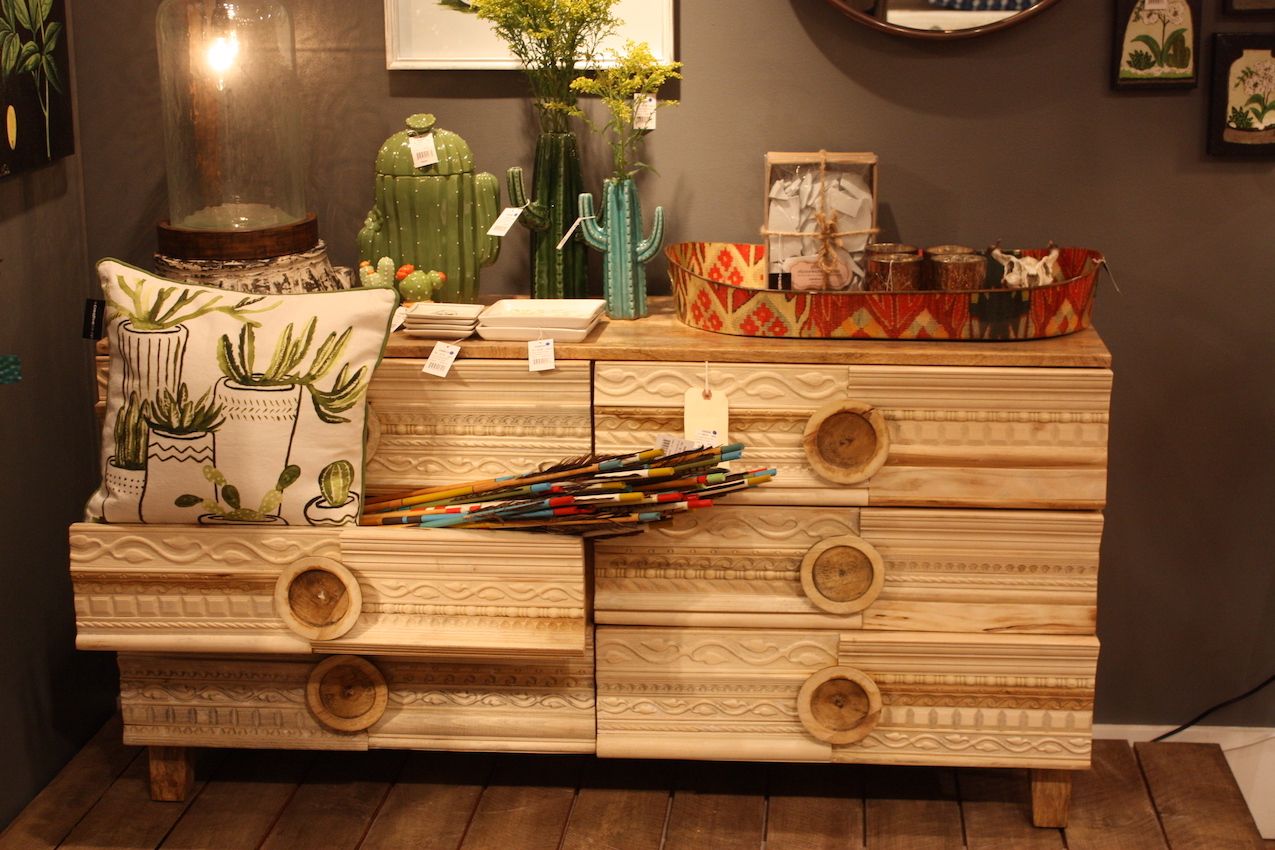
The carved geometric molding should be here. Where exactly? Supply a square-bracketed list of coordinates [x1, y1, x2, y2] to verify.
[71, 523, 336, 655]
[327, 527, 586, 658]
[71, 523, 585, 659]
[118, 653, 367, 750]
[594, 361, 1112, 510]
[119, 644, 596, 753]
[595, 627, 1096, 769]
[594, 506, 1100, 634]
[364, 359, 592, 495]
[372, 630, 596, 753]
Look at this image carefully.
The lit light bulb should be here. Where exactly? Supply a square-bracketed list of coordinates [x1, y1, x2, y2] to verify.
[206, 31, 239, 75]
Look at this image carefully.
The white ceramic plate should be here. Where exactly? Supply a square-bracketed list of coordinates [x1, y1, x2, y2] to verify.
[407, 302, 486, 321]
[404, 319, 479, 330]
[474, 319, 601, 343]
[402, 327, 477, 341]
[479, 299, 606, 329]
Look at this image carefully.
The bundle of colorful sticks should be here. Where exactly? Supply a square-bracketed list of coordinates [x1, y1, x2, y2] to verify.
[360, 444, 775, 537]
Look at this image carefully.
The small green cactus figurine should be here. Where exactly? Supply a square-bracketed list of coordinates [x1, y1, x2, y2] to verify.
[358, 257, 397, 289]
[397, 267, 447, 302]
[358, 114, 501, 303]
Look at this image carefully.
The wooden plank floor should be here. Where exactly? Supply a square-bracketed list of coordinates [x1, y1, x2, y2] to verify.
[1, 728, 1267, 850]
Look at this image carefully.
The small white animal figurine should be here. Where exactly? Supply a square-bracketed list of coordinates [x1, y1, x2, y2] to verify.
[992, 247, 1062, 289]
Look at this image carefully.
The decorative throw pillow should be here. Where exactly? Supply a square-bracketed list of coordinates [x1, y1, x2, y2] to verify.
[87, 259, 397, 527]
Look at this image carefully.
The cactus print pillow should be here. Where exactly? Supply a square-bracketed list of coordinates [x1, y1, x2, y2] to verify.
[87, 259, 398, 527]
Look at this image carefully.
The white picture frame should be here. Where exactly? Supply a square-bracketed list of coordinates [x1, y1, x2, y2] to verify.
[384, 0, 676, 70]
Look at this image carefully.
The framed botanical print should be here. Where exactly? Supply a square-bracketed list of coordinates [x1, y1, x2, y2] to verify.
[1209, 34, 1275, 156]
[384, 0, 676, 70]
[1112, 0, 1201, 89]
[0, 0, 74, 179]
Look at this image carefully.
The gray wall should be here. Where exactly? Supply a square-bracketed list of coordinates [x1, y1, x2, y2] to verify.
[69, 0, 1273, 727]
[0, 4, 117, 824]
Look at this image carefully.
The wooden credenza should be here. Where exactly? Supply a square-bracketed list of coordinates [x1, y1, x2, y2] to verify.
[74, 299, 1111, 825]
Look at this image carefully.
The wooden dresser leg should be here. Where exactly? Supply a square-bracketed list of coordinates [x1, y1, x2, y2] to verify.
[1030, 768, 1072, 828]
[148, 746, 195, 802]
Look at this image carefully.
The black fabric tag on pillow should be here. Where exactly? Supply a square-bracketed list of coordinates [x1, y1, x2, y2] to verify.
[82, 299, 105, 340]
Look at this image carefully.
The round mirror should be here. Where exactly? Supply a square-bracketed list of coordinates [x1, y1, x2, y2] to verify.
[824, 0, 1061, 39]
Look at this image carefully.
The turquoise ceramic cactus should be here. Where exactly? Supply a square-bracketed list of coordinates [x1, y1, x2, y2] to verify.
[358, 114, 501, 303]
[579, 178, 664, 320]
[507, 132, 587, 299]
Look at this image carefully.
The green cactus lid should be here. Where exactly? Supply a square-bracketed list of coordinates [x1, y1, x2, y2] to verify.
[374, 113, 477, 177]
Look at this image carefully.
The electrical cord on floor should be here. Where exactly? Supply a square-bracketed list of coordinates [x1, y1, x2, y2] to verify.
[1151, 672, 1275, 742]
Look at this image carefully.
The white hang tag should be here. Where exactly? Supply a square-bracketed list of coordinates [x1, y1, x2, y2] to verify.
[684, 386, 729, 446]
[392, 305, 408, 331]
[422, 341, 461, 377]
[528, 338, 556, 372]
[556, 215, 594, 251]
[409, 133, 439, 168]
[657, 434, 700, 455]
[487, 206, 524, 237]
[634, 94, 658, 131]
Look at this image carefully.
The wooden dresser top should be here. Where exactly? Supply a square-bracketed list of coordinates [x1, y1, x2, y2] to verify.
[385, 297, 1112, 368]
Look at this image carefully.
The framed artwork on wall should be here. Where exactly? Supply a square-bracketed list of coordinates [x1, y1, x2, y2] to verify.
[1209, 34, 1275, 156]
[0, 0, 74, 179]
[1224, 0, 1275, 13]
[383, 0, 675, 70]
[1112, 0, 1200, 89]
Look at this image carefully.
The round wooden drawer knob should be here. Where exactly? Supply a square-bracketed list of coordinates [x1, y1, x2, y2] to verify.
[305, 656, 388, 733]
[802, 400, 890, 485]
[800, 535, 885, 614]
[274, 557, 362, 641]
[798, 666, 883, 745]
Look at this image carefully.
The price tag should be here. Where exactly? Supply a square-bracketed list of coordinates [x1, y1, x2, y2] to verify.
[693, 428, 724, 448]
[392, 305, 408, 331]
[657, 434, 699, 455]
[684, 386, 729, 446]
[556, 214, 594, 250]
[409, 133, 439, 168]
[422, 341, 460, 377]
[634, 94, 658, 131]
[528, 338, 556, 372]
[487, 206, 524, 237]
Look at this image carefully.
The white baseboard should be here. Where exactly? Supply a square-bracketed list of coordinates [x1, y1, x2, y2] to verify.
[1093, 724, 1275, 839]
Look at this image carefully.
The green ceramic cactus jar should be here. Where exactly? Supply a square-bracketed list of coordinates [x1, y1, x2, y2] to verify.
[357, 114, 501, 303]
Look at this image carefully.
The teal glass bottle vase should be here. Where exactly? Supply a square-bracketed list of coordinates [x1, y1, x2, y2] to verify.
[579, 178, 665, 320]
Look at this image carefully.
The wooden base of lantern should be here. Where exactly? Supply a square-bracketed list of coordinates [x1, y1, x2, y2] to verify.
[156, 213, 319, 261]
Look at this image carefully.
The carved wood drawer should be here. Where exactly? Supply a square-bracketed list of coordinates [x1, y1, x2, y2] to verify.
[70, 523, 586, 659]
[594, 505, 1100, 634]
[117, 640, 595, 753]
[364, 359, 592, 497]
[593, 361, 1112, 509]
[595, 627, 1096, 769]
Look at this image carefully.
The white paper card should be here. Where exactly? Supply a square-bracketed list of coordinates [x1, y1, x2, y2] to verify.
[657, 434, 696, 455]
[693, 427, 724, 448]
[487, 206, 524, 237]
[392, 305, 408, 331]
[423, 341, 461, 377]
[556, 215, 592, 251]
[409, 133, 439, 168]
[634, 94, 657, 131]
[528, 338, 555, 372]
[683, 386, 729, 446]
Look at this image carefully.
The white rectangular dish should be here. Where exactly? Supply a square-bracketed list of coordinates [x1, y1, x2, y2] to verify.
[479, 299, 606, 329]
[475, 320, 602, 343]
[408, 303, 487, 321]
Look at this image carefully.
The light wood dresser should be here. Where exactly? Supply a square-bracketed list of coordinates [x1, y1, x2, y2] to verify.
[74, 298, 1111, 826]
